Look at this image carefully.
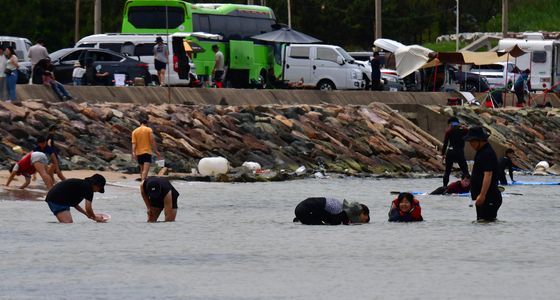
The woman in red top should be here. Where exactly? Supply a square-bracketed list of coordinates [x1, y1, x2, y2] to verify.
[388, 192, 423, 222]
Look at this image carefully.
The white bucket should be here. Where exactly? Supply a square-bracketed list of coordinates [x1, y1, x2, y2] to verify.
[198, 157, 229, 176]
[242, 161, 261, 171]
[535, 161, 550, 170]
[155, 159, 165, 168]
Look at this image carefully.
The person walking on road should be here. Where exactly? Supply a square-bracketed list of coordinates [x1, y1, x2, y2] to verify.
[153, 37, 169, 86]
[131, 116, 160, 181]
[465, 127, 502, 221]
[442, 117, 469, 187]
[212, 45, 225, 88]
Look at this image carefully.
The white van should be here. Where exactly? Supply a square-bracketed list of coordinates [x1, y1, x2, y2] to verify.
[284, 44, 365, 90]
[498, 33, 560, 91]
[75, 32, 221, 85]
[0, 36, 32, 71]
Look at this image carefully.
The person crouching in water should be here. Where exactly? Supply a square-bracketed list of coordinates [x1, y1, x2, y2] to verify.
[497, 148, 518, 185]
[388, 192, 423, 222]
[140, 177, 179, 222]
[293, 197, 370, 225]
[430, 174, 471, 195]
[6, 152, 54, 190]
[44, 174, 106, 223]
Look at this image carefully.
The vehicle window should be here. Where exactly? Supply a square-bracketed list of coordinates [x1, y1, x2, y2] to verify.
[316, 48, 338, 63]
[290, 47, 310, 59]
[128, 6, 185, 29]
[192, 14, 210, 32]
[61, 50, 84, 62]
[0, 41, 16, 49]
[90, 51, 122, 62]
[133, 43, 157, 56]
[99, 43, 123, 53]
[532, 51, 547, 63]
[77, 43, 96, 48]
[25, 41, 32, 51]
[195, 14, 274, 40]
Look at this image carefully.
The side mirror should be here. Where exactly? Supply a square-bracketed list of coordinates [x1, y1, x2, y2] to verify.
[336, 56, 344, 65]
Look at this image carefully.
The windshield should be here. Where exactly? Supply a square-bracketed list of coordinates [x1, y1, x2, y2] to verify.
[471, 64, 504, 72]
[336, 47, 355, 63]
[49, 49, 73, 61]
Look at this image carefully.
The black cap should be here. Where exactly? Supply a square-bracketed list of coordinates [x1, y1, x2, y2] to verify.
[155, 36, 163, 43]
[463, 126, 489, 141]
[146, 180, 162, 200]
[87, 174, 106, 193]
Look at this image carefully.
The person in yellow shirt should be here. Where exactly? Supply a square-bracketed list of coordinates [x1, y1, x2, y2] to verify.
[131, 117, 160, 180]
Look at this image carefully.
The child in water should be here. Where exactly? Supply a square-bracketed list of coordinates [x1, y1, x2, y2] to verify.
[388, 192, 423, 222]
[293, 197, 370, 225]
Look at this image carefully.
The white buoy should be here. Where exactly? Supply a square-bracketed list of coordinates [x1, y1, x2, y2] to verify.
[535, 161, 550, 170]
[198, 157, 229, 176]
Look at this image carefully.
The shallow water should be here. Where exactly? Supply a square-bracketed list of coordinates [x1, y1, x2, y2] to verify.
[1, 176, 559, 299]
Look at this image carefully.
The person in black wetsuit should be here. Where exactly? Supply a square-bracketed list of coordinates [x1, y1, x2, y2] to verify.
[442, 117, 470, 187]
[465, 127, 502, 221]
[44, 174, 106, 223]
[293, 197, 370, 225]
[140, 177, 179, 222]
[497, 148, 518, 185]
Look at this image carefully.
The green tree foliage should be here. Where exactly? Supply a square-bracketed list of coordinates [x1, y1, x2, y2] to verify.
[0, 0, 557, 52]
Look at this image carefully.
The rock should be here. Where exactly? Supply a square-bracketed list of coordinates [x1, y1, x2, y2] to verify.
[0, 101, 28, 121]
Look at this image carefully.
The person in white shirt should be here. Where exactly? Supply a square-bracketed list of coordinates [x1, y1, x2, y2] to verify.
[0, 46, 7, 100]
[28, 39, 49, 83]
[72, 61, 86, 86]
[5, 46, 19, 101]
[212, 44, 225, 88]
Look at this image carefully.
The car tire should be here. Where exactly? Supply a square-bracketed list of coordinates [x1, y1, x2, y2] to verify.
[317, 80, 336, 91]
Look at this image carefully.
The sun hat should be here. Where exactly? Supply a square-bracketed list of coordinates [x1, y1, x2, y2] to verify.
[74, 61, 81, 67]
[155, 36, 164, 43]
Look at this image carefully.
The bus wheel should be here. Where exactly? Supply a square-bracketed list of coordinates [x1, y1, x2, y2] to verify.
[317, 80, 336, 91]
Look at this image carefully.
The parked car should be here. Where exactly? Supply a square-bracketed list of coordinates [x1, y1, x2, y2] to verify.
[470, 62, 518, 89]
[49, 48, 151, 85]
[420, 65, 490, 92]
[283, 44, 365, 90]
[0, 36, 32, 83]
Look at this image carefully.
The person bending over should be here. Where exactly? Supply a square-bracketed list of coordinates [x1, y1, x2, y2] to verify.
[140, 177, 179, 222]
[497, 148, 518, 185]
[430, 174, 471, 195]
[6, 152, 54, 190]
[293, 197, 370, 225]
[388, 192, 423, 222]
[44, 174, 106, 223]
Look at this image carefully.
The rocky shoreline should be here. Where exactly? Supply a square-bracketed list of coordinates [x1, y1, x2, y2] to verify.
[1, 100, 559, 181]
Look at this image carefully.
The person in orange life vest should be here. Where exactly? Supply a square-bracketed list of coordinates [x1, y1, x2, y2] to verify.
[388, 192, 423, 222]
[6, 152, 54, 190]
[430, 174, 471, 195]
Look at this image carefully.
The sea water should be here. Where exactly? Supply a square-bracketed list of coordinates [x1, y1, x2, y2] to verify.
[1, 176, 559, 299]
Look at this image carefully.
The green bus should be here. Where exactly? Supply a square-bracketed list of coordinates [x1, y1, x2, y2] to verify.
[121, 0, 280, 87]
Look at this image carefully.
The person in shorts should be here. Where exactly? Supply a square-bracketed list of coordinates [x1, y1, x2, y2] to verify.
[131, 116, 160, 181]
[140, 176, 179, 222]
[5, 151, 54, 190]
[153, 37, 169, 86]
[212, 44, 225, 88]
[44, 174, 106, 223]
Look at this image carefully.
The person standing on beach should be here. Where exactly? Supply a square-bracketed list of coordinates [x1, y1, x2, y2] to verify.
[212, 45, 225, 88]
[514, 69, 531, 107]
[131, 117, 160, 181]
[44, 174, 106, 223]
[153, 37, 168, 86]
[464, 127, 502, 221]
[5, 151, 54, 190]
[140, 177, 179, 222]
[442, 117, 469, 187]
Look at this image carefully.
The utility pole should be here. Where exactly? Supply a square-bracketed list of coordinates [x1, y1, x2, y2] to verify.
[75, 0, 80, 42]
[502, 0, 509, 38]
[456, 0, 459, 51]
[287, 0, 292, 28]
[374, 0, 381, 40]
[261, 0, 266, 5]
[247, 0, 254, 4]
[94, 0, 102, 34]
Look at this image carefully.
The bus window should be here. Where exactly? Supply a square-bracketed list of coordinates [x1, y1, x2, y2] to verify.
[99, 43, 123, 53]
[532, 51, 547, 63]
[192, 14, 210, 32]
[194, 14, 274, 40]
[290, 47, 310, 59]
[128, 6, 184, 29]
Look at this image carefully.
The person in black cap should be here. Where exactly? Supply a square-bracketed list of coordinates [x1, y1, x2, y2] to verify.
[44, 174, 106, 223]
[293, 197, 370, 225]
[441, 116, 469, 187]
[464, 126, 502, 221]
[140, 177, 179, 222]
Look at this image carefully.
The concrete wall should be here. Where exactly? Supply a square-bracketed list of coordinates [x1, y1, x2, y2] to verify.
[16, 85, 453, 106]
